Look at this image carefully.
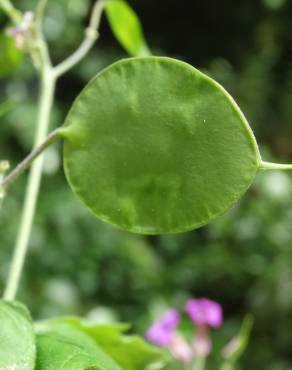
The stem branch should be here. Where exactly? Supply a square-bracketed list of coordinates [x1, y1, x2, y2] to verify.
[0, 128, 61, 194]
[53, 0, 106, 78]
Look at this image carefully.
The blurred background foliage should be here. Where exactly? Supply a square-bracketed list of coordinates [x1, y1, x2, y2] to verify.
[1, 0, 292, 369]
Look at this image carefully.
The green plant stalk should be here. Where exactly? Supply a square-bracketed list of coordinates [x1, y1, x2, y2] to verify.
[260, 160, 292, 171]
[3, 66, 56, 301]
[0, 128, 61, 194]
[0, 0, 22, 23]
[53, 0, 105, 78]
[2, 0, 105, 301]
[192, 356, 206, 370]
[220, 363, 233, 370]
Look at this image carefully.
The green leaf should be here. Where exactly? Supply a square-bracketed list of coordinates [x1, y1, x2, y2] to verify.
[61, 56, 261, 234]
[0, 33, 22, 78]
[84, 326, 167, 370]
[105, 0, 150, 57]
[0, 300, 36, 370]
[35, 320, 121, 370]
[35, 317, 167, 370]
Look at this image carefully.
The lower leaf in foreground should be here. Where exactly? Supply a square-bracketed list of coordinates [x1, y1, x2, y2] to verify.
[35, 317, 168, 370]
[0, 300, 36, 370]
[35, 322, 121, 370]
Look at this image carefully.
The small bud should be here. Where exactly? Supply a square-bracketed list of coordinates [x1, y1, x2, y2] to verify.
[85, 27, 99, 40]
[0, 161, 9, 200]
[6, 11, 34, 50]
[0, 161, 10, 174]
[0, 188, 5, 199]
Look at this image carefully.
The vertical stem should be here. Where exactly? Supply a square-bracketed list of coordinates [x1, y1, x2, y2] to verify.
[192, 357, 206, 370]
[3, 66, 56, 301]
[220, 363, 233, 370]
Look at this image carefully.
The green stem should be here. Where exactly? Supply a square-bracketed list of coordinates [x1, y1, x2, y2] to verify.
[192, 357, 206, 370]
[0, 128, 62, 194]
[220, 362, 233, 370]
[34, 0, 51, 67]
[260, 161, 292, 171]
[3, 66, 56, 301]
[35, 0, 49, 26]
[2, 0, 104, 302]
[0, 0, 22, 23]
[53, 0, 105, 78]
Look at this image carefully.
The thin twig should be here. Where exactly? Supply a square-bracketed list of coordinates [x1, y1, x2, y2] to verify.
[53, 0, 106, 78]
[0, 128, 62, 196]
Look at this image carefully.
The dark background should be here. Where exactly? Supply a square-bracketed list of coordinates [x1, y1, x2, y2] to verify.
[1, 0, 292, 369]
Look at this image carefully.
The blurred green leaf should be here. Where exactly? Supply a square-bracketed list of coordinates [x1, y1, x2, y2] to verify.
[262, 0, 287, 10]
[0, 33, 22, 78]
[36, 317, 167, 370]
[0, 99, 18, 118]
[75, 320, 167, 370]
[35, 320, 121, 370]
[0, 300, 36, 370]
[105, 0, 150, 56]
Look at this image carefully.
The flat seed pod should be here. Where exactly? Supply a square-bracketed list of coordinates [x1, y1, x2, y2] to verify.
[62, 57, 261, 234]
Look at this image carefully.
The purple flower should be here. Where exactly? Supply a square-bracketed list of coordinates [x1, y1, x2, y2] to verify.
[146, 309, 180, 347]
[160, 309, 180, 329]
[185, 298, 223, 328]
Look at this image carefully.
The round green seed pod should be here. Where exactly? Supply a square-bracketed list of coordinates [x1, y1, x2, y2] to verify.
[62, 57, 261, 234]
